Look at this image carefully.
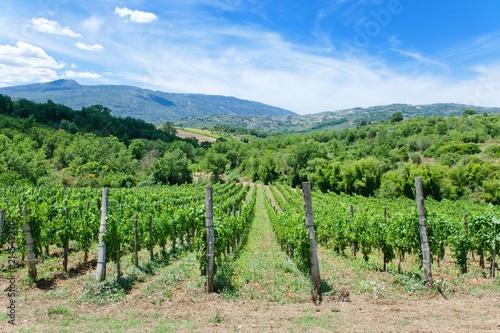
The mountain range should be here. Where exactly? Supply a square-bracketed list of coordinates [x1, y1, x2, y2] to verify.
[1, 80, 500, 133]
[0, 79, 295, 123]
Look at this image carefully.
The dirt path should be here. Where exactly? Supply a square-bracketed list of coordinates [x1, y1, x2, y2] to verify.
[263, 184, 280, 210]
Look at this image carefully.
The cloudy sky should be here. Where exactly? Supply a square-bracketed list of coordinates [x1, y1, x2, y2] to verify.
[1, 0, 499, 114]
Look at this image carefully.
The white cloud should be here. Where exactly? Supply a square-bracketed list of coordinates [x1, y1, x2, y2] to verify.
[29, 18, 82, 38]
[81, 16, 105, 33]
[0, 41, 63, 86]
[76, 42, 105, 51]
[64, 70, 101, 79]
[114, 7, 158, 23]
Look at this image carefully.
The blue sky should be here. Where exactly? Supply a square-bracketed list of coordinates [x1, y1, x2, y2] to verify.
[1, 0, 499, 114]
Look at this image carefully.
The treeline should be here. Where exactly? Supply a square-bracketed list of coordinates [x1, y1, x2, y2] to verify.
[213, 124, 269, 138]
[0, 94, 176, 143]
[235, 112, 500, 204]
[0, 96, 499, 205]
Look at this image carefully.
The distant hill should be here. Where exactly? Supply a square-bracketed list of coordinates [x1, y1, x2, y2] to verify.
[0, 80, 296, 123]
[176, 103, 500, 133]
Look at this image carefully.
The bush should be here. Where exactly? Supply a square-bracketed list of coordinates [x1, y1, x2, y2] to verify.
[437, 152, 462, 166]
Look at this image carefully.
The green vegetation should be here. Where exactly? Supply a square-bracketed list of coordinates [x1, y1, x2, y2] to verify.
[0, 97, 499, 207]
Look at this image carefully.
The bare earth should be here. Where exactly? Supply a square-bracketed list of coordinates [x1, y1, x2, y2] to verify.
[1, 283, 499, 333]
[175, 129, 217, 143]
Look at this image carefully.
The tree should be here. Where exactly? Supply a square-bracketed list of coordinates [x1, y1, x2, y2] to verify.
[462, 108, 476, 117]
[129, 139, 147, 160]
[151, 149, 192, 185]
[391, 111, 403, 123]
[161, 121, 177, 135]
[201, 150, 227, 181]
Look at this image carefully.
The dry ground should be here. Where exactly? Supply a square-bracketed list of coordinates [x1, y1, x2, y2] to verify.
[1, 279, 499, 333]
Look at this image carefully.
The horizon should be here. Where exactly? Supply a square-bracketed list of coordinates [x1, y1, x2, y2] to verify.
[1, 78, 495, 117]
[1, 1, 500, 114]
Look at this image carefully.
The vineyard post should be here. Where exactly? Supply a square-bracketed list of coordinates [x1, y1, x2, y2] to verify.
[149, 214, 154, 261]
[302, 182, 322, 303]
[491, 217, 498, 278]
[383, 207, 387, 272]
[205, 186, 215, 293]
[84, 201, 90, 262]
[63, 207, 70, 272]
[134, 213, 139, 267]
[415, 177, 432, 284]
[350, 204, 357, 258]
[462, 213, 468, 274]
[0, 209, 5, 242]
[96, 188, 109, 282]
[24, 207, 37, 281]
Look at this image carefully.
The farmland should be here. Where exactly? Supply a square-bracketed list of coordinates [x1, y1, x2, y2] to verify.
[0, 97, 499, 331]
[0, 182, 499, 332]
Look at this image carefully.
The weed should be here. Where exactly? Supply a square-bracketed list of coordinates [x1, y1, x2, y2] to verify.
[46, 305, 74, 318]
[209, 309, 224, 324]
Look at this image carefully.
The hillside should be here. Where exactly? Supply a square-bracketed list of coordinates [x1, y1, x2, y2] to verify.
[0, 80, 295, 123]
[176, 103, 500, 133]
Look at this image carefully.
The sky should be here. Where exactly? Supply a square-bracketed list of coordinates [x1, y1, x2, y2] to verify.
[1, 0, 500, 115]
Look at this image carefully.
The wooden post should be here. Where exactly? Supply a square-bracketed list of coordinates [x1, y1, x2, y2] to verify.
[96, 188, 109, 282]
[350, 204, 357, 258]
[84, 201, 90, 262]
[0, 209, 5, 242]
[205, 187, 215, 293]
[491, 217, 498, 278]
[134, 213, 139, 267]
[63, 207, 70, 272]
[24, 207, 37, 281]
[383, 207, 387, 272]
[415, 177, 432, 284]
[462, 213, 468, 274]
[302, 182, 322, 304]
[149, 214, 154, 261]
[116, 243, 121, 278]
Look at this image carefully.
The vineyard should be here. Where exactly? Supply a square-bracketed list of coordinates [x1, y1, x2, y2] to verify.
[0, 181, 499, 332]
[0, 183, 255, 284]
[265, 182, 499, 278]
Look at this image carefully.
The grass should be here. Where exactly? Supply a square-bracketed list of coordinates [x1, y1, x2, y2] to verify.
[31, 310, 199, 333]
[229, 184, 311, 302]
[291, 312, 340, 333]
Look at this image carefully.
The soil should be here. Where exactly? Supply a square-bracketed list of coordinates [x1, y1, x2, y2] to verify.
[1, 281, 499, 332]
[175, 129, 217, 143]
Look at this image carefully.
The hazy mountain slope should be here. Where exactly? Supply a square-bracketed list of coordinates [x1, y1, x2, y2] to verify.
[0, 80, 295, 123]
[176, 103, 500, 133]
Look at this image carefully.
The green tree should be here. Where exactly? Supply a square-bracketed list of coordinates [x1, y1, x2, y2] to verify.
[391, 111, 403, 123]
[462, 108, 476, 117]
[129, 139, 147, 160]
[201, 150, 227, 181]
[151, 148, 192, 185]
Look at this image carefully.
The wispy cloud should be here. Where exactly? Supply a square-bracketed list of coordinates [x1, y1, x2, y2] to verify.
[29, 18, 82, 38]
[114, 7, 158, 23]
[392, 48, 449, 71]
[76, 42, 104, 51]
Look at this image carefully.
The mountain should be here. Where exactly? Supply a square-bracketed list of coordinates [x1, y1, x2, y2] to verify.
[0, 80, 296, 123]
[176, 103, 500, 133]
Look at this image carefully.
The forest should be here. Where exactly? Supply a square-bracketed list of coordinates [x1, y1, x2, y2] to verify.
[0, 94, 499, 205]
